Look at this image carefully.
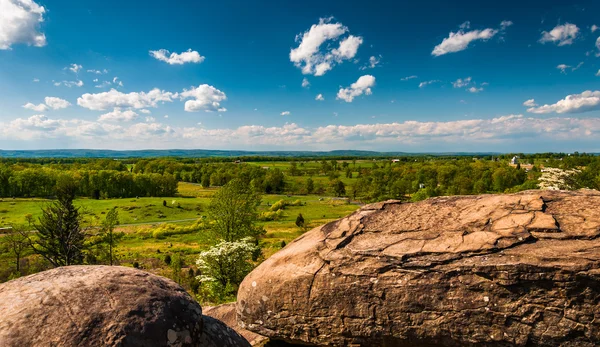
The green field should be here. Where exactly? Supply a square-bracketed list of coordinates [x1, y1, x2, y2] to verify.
[0, 181, 360, 288]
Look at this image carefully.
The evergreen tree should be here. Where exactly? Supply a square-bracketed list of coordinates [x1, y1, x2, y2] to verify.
[306, 177, 314, 194]
[295, 213, 305, 228]
[30, 179, 86, 267]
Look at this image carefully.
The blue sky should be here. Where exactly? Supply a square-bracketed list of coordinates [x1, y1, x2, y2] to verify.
[1, 0, 600, 152]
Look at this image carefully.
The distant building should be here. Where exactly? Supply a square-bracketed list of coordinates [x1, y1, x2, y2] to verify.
[392, 159, 400, 163]
[510, 156, 519, 165]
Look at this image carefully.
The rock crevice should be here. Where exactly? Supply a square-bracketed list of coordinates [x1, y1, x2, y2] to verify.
[238, 190, 600, 346]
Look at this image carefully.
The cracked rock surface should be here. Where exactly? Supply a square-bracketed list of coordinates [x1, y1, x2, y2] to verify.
[0, 266, 249, 347]
[237, 190, 600, 346]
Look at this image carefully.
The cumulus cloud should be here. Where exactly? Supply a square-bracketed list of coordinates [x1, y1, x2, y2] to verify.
[23, 96, 71, 112]
[0, 0, 46, 49]
[3, 115, 600, 149]
[527, 90, 600, 114]
[401, 75, 417, 81]
[419, 80, 440, 88]
[337, 75, 375, 102]
[290, 18, 363, 76]
[539, 23, 579, 46]
[523, 99, 537, 107]
[468, 87, 483, 93]
[44, 97, 71, 109]
[98, 108, 139, 122]
[280, 111, 291, 116]
[592, 25, 599, 33]
[315, 94, 324, 101]
[596, 69, 600, 77]
[432, 21, 510, 56]
[360, 55, 381, 70]
[23, 102, 48, 112]
[149, 49, 205, 65]
[139, 109, 151, 114]
[78, 88, 176, 111]
[179, 84, 227, 112]
[452, 77, 472, 88]
[302, 78, 310, 88]
[68, 64, 82, 73]
[32, 78, 39, 82]
[596, 37, 600, 56]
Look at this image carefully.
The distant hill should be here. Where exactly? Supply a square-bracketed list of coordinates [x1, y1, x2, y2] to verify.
[0, 149, 501, 159]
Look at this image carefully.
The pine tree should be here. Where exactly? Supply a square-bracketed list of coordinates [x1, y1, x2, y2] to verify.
[30, 179, 86, 267]
[295, 213, 305, 228]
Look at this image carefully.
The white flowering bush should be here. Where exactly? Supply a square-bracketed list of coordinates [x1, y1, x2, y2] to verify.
[196, 237, 258, 299]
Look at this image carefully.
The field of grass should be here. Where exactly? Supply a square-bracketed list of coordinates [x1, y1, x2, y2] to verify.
[0, 181, 361, 289]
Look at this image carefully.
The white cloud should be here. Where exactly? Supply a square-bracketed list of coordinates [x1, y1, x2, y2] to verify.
[164, 115, 169, 118]
[523, 99, 537, 107]
[112, 76, 123, 87]
[401, 75, 417, 81]
[419, 80, 440, 88]
[32, 78, 39, 82]
[360, 55, 381, 70]
[302, 78, 310, 88]
[557, 64, 570, 73]
[55, 80, 84, 88]
[87, 69, 108, 74]
[68, 64, 82, 74]
[337, 75, 375, 102]
[139, 109, 151, 114]
[315, 94, 324, 101]
[596, 37, 600, 56]
[149, 49, 205, 65]
[0, 0, 46, 50]
[592, 25, 599, 33]
[432, 21, 509, 56]
[289, 18, 363, 76]
[23, 102, 48, 112]
[44, 97, 71, 109]
[78, 88, 176, 111]
[539, 23, 579, 46]
[280, 111, 291, 116]
[500, 20, 513, 29]
[23, 96, 71, 112]
[596, 69, 600, 77]
[98, 108, 139, 122]
[452, 77, 472, 88]
[527, 90, 600, 114]
[3, 115, 600, 149]
[468, 87, 483, 93]
[145, 116, 156, 122]
[179, 84, 227, 112]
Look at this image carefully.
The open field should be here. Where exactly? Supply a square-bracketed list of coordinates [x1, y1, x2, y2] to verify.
[0, 181, 360, 288]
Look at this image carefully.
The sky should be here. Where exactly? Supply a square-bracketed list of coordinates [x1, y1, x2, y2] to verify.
[1, 0, 600, 152]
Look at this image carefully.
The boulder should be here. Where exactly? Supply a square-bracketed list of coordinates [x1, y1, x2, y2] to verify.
[204, 303, 268, 346]
[0, 265, 249, 347]
[238, 190, 600, 346]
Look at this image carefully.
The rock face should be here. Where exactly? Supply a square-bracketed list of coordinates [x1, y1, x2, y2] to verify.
[238, 190, 600, 346]
[0, 266, 249, 347]
[204, 304, 268, 346]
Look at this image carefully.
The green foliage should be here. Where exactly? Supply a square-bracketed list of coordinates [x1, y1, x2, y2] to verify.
[164, 254, 172, 265]
[258, 209, 284, 221]
[269, 199, 303, 212]
[1, 225, 28, 273]
[151, 220, 206, 239]
[30, 178, 87, 266]
[208, 179, 263, 242]
[196, 237, 258, 300]
[295, 213, 305, 228]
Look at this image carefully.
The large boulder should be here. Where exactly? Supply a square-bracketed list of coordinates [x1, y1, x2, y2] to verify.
[0, 265, 250, 347]
[204, 304, 268, 346]
[238, 190, 600, 346]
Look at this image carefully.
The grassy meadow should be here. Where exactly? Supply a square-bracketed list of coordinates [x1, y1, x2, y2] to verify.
[0, 181, 360, 287]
